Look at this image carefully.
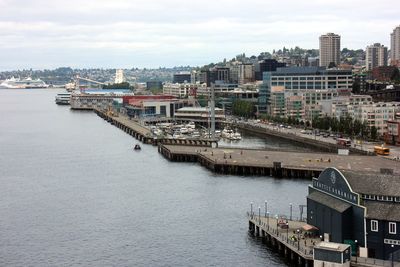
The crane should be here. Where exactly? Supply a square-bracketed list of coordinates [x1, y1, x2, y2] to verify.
[74, 75, 107, 91]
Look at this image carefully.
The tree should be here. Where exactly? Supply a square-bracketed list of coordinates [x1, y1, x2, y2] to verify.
[370, 126, 378, 140]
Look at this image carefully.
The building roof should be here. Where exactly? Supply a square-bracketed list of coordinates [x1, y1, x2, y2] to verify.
[308, 191, 351, 213]
[340, 170, 400, 197]
[315, 242, 350, 252]
[176, 107, 223, 112]
[364, 201, 400, 221]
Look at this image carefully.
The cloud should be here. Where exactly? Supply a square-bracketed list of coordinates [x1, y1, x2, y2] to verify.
[0, 0, 398, 69]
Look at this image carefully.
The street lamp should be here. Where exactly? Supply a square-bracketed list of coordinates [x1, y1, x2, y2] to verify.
[289, 203, 293, 221]
[355, 240, 358, 263]
[297, 229, 300, 250]
[265, 200, 268, 218]
[392, 244, 394, 267]
[258, 206, 261, 223]
[267, 212, 270, 230]
[250, 202, 253, 218]
[286, 222, 289, 242]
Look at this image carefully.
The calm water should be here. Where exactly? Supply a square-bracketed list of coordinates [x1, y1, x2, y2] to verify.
[0, 89, 310, 267]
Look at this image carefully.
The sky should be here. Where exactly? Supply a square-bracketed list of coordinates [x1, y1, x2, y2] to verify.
[0, 0, 398, 70]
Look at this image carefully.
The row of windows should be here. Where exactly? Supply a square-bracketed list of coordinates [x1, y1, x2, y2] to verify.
[362, 194, 400, 202]
[272, 76, 351, 81]
[371, 220, 397, 234]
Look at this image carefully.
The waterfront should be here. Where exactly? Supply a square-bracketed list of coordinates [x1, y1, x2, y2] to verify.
[1, 89, 309, 267]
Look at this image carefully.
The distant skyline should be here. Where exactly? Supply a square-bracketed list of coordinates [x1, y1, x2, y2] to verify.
[0, 0, 399, 70]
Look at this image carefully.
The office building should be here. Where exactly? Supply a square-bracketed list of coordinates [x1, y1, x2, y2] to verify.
[163, 82, 202, 98]
[238, 63, 255, 84]
[255, 59, 286, 80]
[366, 43, 388, 71]
[390, 25, 400, 65]
[173, 72, 191, 84]
[259, 67, 352, 113]
[319, 33, 341, 67]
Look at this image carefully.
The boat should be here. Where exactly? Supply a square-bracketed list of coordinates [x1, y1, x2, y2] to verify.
[221, 127, 241, 141]
[55, 93, 71, 105]
[232, 131, 242, 140]
[221, 127, 234, 139]
[134, 144, 141, 150]
[0, 77, 49, 89]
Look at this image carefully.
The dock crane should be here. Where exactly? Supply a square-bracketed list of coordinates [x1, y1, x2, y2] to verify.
[74, 75, 107, 91]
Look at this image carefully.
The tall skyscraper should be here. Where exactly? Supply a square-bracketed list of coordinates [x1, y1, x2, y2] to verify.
[319, 33, 341, 68]
[366, 43, 388, 71]
[390, 25, 400, 65]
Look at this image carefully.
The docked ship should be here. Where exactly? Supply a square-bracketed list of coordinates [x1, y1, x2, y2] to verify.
[0, 77, 49, 89]
[55, 93, 71, 105]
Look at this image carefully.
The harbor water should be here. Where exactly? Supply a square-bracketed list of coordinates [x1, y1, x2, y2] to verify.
[0, 89, 310, 267]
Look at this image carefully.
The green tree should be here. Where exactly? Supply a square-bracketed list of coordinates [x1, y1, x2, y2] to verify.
[370, 126, 378, 140]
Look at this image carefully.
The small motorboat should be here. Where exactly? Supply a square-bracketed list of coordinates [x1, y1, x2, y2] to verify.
[134, 144, 141, 150]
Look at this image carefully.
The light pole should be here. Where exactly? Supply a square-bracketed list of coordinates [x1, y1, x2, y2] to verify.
[276, 215, 279, 236]
[297, 229, 300, 250]
[391, 244, 394, 267]
[265, 200, 267, 218]
[258, 206, 261, 223]
[289, 203, 293, 221]
[267, 212, 270, 230]
[355, 239, 358, 263]
[286, 222, 289, 242]
[250, 202, 253, 218]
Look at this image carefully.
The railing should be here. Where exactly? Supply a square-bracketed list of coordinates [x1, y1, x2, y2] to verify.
[351, 256, 400, 266]
[247, 212, 313, 257]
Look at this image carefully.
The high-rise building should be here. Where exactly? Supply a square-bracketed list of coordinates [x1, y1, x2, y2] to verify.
[238, 63, 254, 84]
[366, 43, 388, 71]
[173, 72, 191, 84]
[390, 25, 400, 65]
[115, 69, 124, 84]
[319, 33, 341, 67]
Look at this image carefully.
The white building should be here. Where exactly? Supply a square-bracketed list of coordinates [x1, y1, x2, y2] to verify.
[163, 83, 202, 98]
[319, 33, 341, 67]
[115, 69, 124, 84]
[390, 25, 400, 64]
[353, 102, 400, 135]
[366, 43, 388, 71]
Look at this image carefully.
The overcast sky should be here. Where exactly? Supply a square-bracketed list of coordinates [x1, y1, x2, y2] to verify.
[0, 0, 398, 70]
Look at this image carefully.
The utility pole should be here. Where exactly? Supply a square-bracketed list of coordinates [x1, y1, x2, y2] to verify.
[210, 83, 216, 139]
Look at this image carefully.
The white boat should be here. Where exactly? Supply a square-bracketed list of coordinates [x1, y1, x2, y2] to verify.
[180, 127, 189, 134]
[0, 77, 49, 89]
[221, 127, 234, 139]
[55, 93, 71, 105]
[221, 127, 241, 141]
[232, 131, 242, 140]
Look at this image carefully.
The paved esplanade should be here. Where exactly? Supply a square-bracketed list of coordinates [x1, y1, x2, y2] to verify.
[165, 145, 400, 174]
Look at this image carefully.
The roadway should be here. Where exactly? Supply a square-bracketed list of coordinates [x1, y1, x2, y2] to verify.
[228, 118, 400, 161]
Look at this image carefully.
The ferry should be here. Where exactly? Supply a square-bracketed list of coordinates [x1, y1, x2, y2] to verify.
[0, 77, 49, 89]
[55, 93, 71, 105]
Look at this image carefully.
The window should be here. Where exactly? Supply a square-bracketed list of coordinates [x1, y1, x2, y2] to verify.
[389, 222, 396, 234]
[371, 220, 378, 232]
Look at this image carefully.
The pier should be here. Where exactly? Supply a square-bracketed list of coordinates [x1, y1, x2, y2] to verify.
[248, 213, 315, 266]
[94, 108, 219, 147]
[159, 145, 399, 178]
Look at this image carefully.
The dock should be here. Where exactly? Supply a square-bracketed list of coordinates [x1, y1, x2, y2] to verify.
[248, 213, 315, 266]
[94, 108, 219, 147]
[159, 145, 399, 178]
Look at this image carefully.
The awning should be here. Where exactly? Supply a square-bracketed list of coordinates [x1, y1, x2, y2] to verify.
[302, 224, 319, 231]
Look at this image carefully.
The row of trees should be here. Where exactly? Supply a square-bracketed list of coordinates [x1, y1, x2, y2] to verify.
[232, 100, 255, 118]
[261, 114, 379, 140]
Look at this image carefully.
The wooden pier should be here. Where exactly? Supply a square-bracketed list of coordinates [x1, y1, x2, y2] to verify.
[248, 213, 315, 266]
[159, 145, 399, 178]
[94, 109, 219, 147]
